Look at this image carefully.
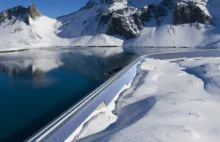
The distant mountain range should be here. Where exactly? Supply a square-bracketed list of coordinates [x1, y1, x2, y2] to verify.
[0, 0, 220, 49]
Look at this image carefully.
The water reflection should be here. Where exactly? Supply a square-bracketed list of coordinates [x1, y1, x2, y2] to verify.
[0, 47, 135, 142]
[124, 47, 197, 56]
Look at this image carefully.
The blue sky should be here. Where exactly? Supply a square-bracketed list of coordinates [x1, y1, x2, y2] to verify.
[0, 0, 89, 18]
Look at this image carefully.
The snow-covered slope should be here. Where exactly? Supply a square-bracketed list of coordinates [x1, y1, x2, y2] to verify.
[0, 5, 70, 49]
[57, 0, 127, 38]
[124, 23, 220, 47]
[0, 0, 220, 49]
[78, 57, 220, 142]
[57, 0, 220, 47]
[124, 0, 220, 47]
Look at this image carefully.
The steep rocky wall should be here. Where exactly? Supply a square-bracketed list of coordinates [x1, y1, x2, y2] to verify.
[174, 1, 212, 25]
[0, 6, 28, 24]
[0, 4, 41, 25]
[28, 4, 41, 20]
[106, 7, 143, 39]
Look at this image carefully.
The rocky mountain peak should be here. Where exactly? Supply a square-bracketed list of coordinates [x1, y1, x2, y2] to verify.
[28, 4, 41, 20]
[0, 5, 27, 24]
[0, 4, 42, 25]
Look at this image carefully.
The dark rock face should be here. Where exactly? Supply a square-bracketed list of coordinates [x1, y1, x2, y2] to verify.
[0, 4, 41, 25]
[104, 0, 126, 5]
[97, 0, 175, 39]
[96, 0, 175, 39]
[101, 7, 143, 39]
[28, 4, 41, 20]
[139, 0, 175, 25]
[136, 6, 149, 21]
[0, 6, 28, 24]
[174, 2, 212, 25]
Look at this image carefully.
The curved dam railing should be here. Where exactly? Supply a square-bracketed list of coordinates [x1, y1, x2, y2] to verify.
[27, 49, 220, 142]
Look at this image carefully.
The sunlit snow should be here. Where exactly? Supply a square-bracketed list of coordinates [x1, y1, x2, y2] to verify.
[78, 57, 220, 142]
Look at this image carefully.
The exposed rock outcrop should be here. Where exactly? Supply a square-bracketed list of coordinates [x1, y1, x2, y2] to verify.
[28, 4, 41, 20]
[96, 0, 175, 39]
[0, 4, 41, 25]
[136, 6, 149, 22]
[0, 6, 28, 24]
[98, 7, 143, 39]
[138, 0, 175, 25]
[174, 1, 212, 25]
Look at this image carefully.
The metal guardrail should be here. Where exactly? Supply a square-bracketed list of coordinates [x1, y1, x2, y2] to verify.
[27, 49, 220, 142]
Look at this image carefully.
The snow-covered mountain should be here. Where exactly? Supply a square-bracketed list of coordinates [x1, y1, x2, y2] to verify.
[0, 4, 69, 49]
[0, 0, 220, 49]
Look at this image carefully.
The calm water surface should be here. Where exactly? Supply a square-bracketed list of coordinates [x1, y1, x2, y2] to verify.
[0, 47, 136, 142]
[0, 47, 200, 141]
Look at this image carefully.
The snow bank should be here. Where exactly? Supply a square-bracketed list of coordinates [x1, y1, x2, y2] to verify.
[124, 24, 220, 47]
[79, 57, 220, 142]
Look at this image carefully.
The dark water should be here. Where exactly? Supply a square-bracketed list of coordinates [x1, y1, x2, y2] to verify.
[0, 46, 203, 141]
[0, 47, 136, 142]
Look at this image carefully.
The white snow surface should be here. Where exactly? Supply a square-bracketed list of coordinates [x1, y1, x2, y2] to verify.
[78, 57, 220, 142]
[124, 24, 220, 47]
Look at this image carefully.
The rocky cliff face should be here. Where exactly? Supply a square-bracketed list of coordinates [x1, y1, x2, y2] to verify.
[28, 4, 41, 21]
[0, 4, 41, 25]
[94, 0, 175, 39]
[174, 1, 212, 25]
[98, 7, 143, 39]
[102, 0, 211, 38]
[137, 0, 175, 25]
[0, 6, 28, 24]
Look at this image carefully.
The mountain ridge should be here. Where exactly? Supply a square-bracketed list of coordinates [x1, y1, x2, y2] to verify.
[0, 4, 41, 25]
[0, 0, 220, 49]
